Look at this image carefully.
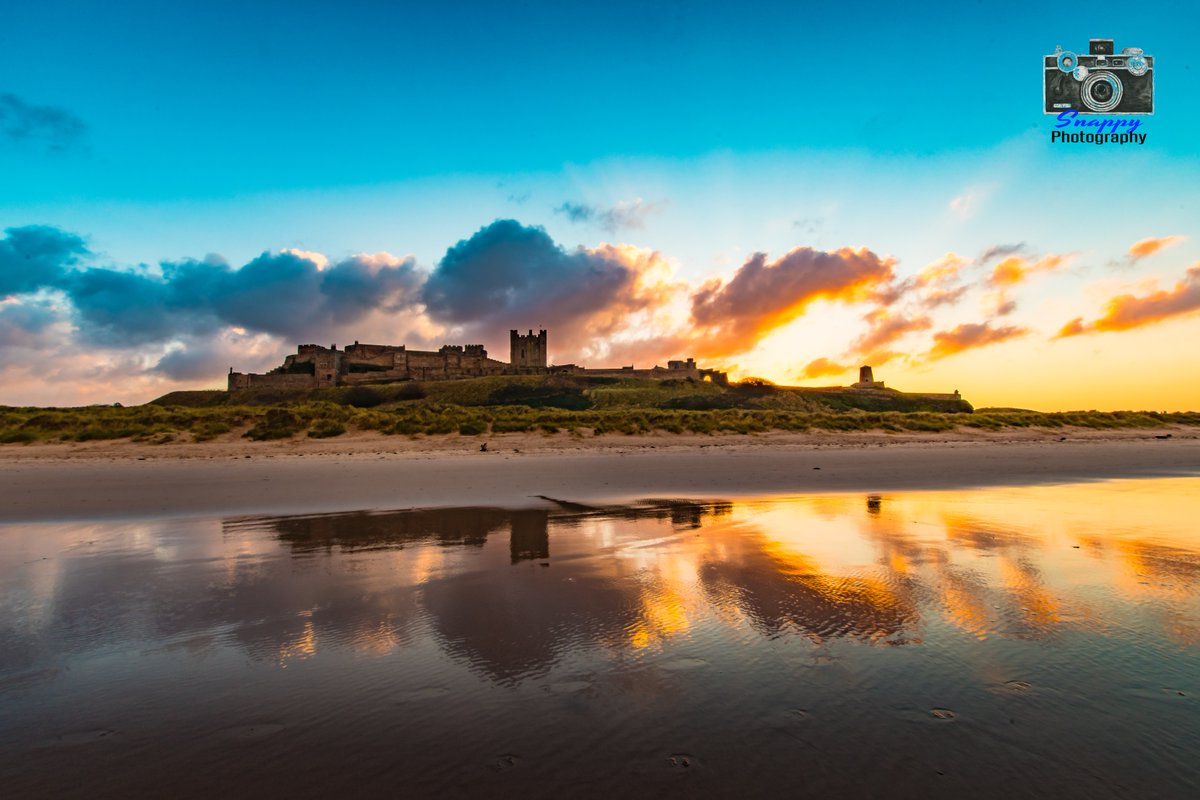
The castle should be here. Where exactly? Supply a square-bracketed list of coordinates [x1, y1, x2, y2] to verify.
[227, 329, 728, 391]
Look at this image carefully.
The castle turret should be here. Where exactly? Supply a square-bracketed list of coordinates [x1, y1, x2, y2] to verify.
[510, 329, 547, 368]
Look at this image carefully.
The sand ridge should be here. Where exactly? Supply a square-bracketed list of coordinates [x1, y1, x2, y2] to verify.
[3, 427, 1198, 522]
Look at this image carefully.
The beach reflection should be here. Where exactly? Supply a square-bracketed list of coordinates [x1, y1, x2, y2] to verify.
[2, 480, 1199, 797]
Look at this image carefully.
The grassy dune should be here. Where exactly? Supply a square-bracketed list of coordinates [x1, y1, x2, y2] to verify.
[2, 376, 1198, 444]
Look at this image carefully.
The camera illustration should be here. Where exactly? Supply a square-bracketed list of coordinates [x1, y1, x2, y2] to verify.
[1044, 39, 1153, 114]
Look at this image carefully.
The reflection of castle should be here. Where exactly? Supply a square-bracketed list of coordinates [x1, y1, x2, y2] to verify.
[228, 328, 728, 390]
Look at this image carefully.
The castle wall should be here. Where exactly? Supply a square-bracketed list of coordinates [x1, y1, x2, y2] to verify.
[228, 372, 316, 391]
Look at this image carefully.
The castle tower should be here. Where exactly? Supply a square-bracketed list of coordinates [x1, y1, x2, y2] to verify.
[510, 329, 547, 368]
[859, 365, 874, 384]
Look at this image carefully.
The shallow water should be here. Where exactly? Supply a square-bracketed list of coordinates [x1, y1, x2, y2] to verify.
[2, 479, 1199, 798]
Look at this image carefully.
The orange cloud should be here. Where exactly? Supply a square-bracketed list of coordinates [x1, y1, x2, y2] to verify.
[1128, 236, 1185, 262]
[926, 322, 1027, 361]
[915, 253, 967, 287]
[1056, 264, 1200, 338]
[988, 254, 1069, 287]
[689, 246, 896, 358]
[801, 357, 849, 379]
[851, 309, 932, 355]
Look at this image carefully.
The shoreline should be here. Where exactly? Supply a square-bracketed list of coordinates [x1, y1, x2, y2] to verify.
[4, 428, 1199, 523]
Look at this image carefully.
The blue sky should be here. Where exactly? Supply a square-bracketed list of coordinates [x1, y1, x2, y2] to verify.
[2, 0, 1199, 408]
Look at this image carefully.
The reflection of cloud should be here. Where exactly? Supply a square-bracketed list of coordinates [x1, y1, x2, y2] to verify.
[699, 540, 917, 644]
[9, 486, 1200, 692]
[1056, 264, 1200, 338]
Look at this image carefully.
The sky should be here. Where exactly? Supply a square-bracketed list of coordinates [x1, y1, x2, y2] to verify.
[2, 0, 1198, 410]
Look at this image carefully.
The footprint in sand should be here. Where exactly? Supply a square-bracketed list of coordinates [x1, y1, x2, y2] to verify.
[223, 723, 285, 741]
[549, 680, 593, 694]
[44, 729, 118, 747]
[489, 754, 520, 771]
[395, 686, 452, 702]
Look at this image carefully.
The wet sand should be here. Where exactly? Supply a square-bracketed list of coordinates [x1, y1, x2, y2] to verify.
[3, 484, 1199, 798]
[3, 427, 1199, 522]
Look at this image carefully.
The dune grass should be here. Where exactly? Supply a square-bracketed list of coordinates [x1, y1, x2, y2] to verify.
[2, 398, 1198, 445]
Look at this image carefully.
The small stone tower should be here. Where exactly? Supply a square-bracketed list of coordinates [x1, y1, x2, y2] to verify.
[510, 329, 547, 368]
[852, 364, 885, 390]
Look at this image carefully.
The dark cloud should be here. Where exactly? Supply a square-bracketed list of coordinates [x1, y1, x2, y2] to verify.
[0, 93, 87, 153]
[554, 199, 665, 233]
[422, 220, 675, 358]
[689, 246, 896, 358]
[926, 322, 1027, 361]
[1056, 264, 1200, 338]
[0, 225, 90, 297]
[979, 243, 1026, 264]
[64, 250, 424, 346]
[555, 202, 594, 223]
[1, 225, 424, 347]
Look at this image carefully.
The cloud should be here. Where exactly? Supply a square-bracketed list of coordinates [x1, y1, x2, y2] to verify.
[554, 198, 666, 233]
[979, 243, 1026, 264]
[1055, 264, 1200, 338]
[948, 188, 988, 219]
[987, 253, 1070, 287]
[60, 250, 423, 347]
[0, 93, 87, 153]
[689, 246, 896, 358]
[990, 296, 1018, 316]
[850, 309, 932, 357]
[925, 322, 1027, 361]
[422, 219, 681, 360]
[152, 330, 285, 381]
[1, 225, 425, 347]
[902, 253, 970, 310]
[792, 217, 823, 234]
[1056, 318, 1087, 338]
[1125, 235, 1187, 265]
[801, 357, 849, 379]
[0, 298, 69, 349]
[0, 225, 90, 297]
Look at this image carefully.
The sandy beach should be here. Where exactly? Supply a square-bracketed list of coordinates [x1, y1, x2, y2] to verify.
[3, 426, 1198, 522]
